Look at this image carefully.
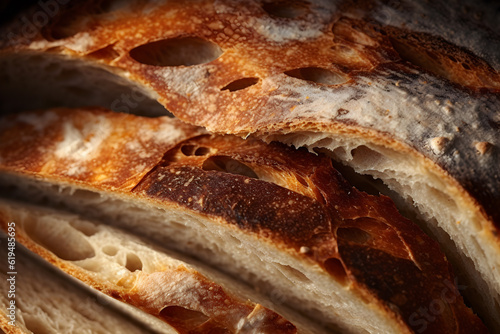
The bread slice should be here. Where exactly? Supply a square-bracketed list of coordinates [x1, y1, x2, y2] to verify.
[0, 235, 176, 334]
[0, 108, 487, 333]
[0, 199, 316, 334]
[0, 2, 498, 331]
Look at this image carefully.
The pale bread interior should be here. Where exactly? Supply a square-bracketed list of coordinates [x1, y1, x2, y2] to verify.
[0, 175, 409, 334]
[264, 131, 500, 330]
[0, 236, 173, 334]
[0, 199, 326, 334]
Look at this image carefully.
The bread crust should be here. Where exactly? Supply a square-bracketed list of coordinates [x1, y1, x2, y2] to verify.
[0, 0, 497, 230]
[0, 108, 488, 333]
[0, 200, 300, 334]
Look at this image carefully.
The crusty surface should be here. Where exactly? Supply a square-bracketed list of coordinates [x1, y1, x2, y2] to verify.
[0, 200, 301, 334]
[0, 0, 498, 230]
[2, 2, 497, 329]
[0, 108, 488, 333]
[0, 107, 204, 190]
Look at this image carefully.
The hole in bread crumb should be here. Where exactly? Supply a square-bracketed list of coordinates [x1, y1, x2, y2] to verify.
[276, 264, 312, 284]
[102, 245, 118, 256]
[330, 159, 385, 196]
[324, 257, 348, 284]
[69, 220, 99, 237]
[202, 156, 258, 179]
[221, 77, 259, 92]
[195, 147, 211, 156]
[181, 145, 211, 156]
[129, 37, 223, 67]
[350, 145, 385, 168]
[337, 227, 371, 244]
[23, 316, 47, 334]
[228, 234, 242, 247]
[285, 67, 348, 86]
[71, 189, 103, 202]
[262, 1, 309, 18]
[181, 145, 196, 156]
[389, 37, 444, 74]
[24, 218, 96, 262]
[125, 253, 143, 272]
[160, 306, 209, 331]
[169, 221, 188, 231]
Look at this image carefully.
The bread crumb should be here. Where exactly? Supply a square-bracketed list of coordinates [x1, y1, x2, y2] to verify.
[475, 141, 492, 155]
[429, 137, 449, 154]
[300, 246, 310, 254]
[442, 106, 453, 115]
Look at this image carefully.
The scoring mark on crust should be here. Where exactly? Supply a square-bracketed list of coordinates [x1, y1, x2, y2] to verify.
[323, 257, 348, 285]
[181, 144, 212, 157]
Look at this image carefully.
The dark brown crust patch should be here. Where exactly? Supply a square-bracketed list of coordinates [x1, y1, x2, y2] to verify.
[0, 108, 488, 333]
[0, 0, 497, 234]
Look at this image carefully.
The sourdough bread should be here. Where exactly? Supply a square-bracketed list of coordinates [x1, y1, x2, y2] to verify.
[0, 2, 498, 330]
[0, 199, 314, 334]
[0, 235, 174, 334]
[0, 108, 487, 333]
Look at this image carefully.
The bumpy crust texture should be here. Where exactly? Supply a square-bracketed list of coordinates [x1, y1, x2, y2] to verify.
[0, 0, 498, 230]
[0, 108, 487, 333]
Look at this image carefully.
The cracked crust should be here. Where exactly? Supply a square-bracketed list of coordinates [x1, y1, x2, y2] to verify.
[0, 0, 498, 230]
[0, 108, 487, 333]
[0, 1, 499, 331]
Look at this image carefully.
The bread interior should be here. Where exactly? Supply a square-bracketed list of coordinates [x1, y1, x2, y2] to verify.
[0, 175, 412, 334]
[264, 131, 500, 331]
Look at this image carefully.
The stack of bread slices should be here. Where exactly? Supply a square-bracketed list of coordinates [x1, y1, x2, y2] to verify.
[0, 1, 498, 333]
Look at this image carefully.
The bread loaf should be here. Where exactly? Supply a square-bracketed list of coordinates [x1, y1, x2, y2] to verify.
[0, 0, 498, 331]
[0, 107, 487, 333]
[0, 234, 175, 334]
[0, 199, 316, 334]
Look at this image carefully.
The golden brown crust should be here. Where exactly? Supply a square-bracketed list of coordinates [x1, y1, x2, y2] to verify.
[0, 315, 24, 334]
[0, 107, 204, 190]
[0, 108, 488, 333]
[0, 0, 497, 234]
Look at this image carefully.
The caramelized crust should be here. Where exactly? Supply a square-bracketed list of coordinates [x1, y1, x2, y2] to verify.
[0, 0, 497, 231]
[0, 108, 487, 333]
